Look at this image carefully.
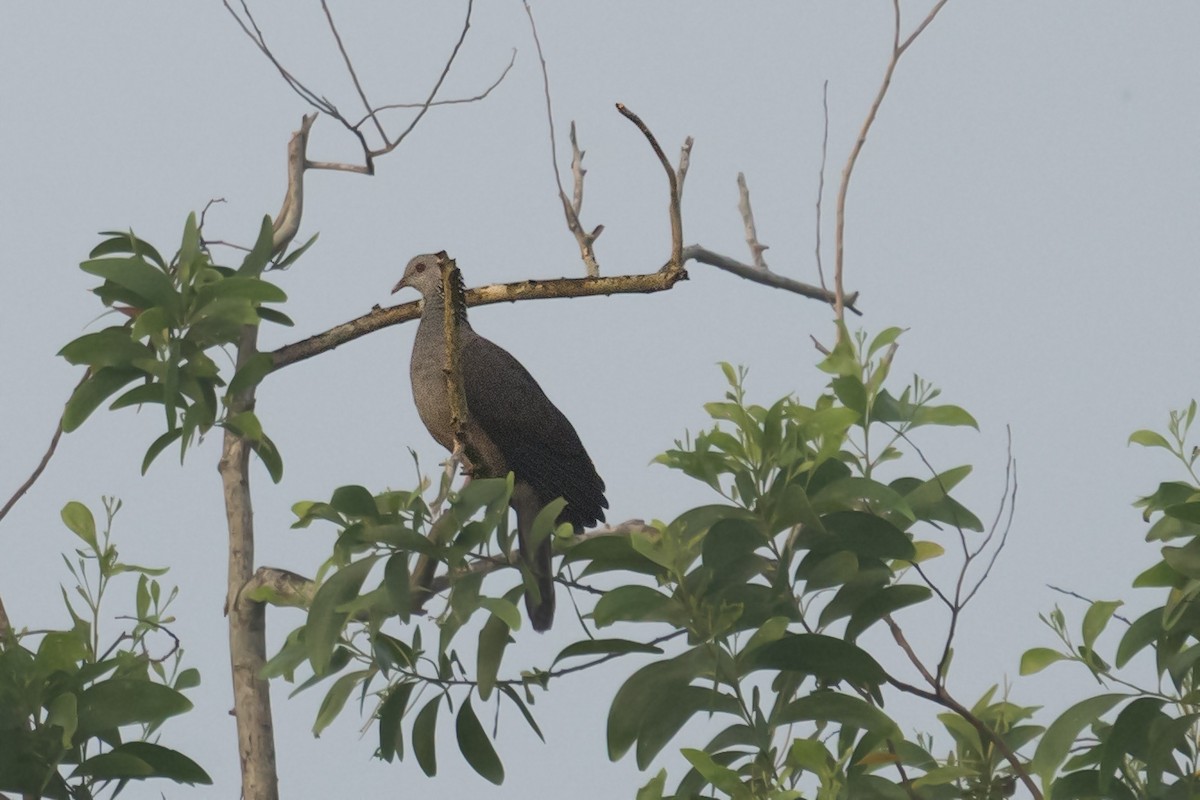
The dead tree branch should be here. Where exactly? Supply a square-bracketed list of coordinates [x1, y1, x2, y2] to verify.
[226, 0, 501, 175]
[523, 1, 602, 276]
[737, 173, 768, 269]
[616, 103, 684, 269]
[834, 0, 950, 322]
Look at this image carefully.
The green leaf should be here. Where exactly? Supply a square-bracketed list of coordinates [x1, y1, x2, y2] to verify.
[608, 648, 707, 762]
[813, 478, 916, 522]
[1020, 647, 1067, 675]
[225, 410, 264, 442]
[196, 276, 287, 305]
[636, 770, 668, 800]
[377, 682, 413, 762]
[256, 307, 295, 327]
[1030, 693, 1127, 781]
[779, 692, 899, 737]
[76, 679, 193, 736]
[46, 692, 78, 748]
[498, 684, 545, 742]
[592, 585, 678, 627]
[142, 428, 184, 474]
[747, 633, 887, 686]
[477, 590, 521, 700]
[81, 256, 179, 316]
[1128, 429, 1173, 450]
[456, 696, 504, 784]
[59, 328, 153, 368]
[798, 550, 858, 591]
[313, 670, 367, 736]
[252, 434, 284, 483]
[867, 327, 905, 358]
[92, 230, 167, 268]
[1115, 608, 1162, 668]
[1161, 539, 1200, 579]
[384, 553, 411, 625]
[330, 485, 379, 518]
[911, 403, 979, 430]
[551, 638, 665, 669]
[71, 741, 210, 784]
[275, 232, 320, 271]
[61, 501, 98, 550]
[239, 216, 276, 277]
[680, 748, 747, 798]
[227, 352, 274, 399]
[1082, 600, 1122, 654]
[1166, 502, 1200, 524]
[844, 584, 931, 641]
[809, 511, 916, 560]
[305, 556, 381, 674]
[413, 695, 441, 777]
[63, 367, 144, 432]
[831, 375, 868, 417]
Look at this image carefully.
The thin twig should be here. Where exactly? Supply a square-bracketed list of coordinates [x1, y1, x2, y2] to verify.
[834, 0, 951, 324]
[885, 617, 1042, 799]
[350, 49, 516, 127]
[1046, 585, 1134, 626]
[320, 0, 388, 146]
[374, 0, 476, 159]
[0, 370, 87, 524]
[523, 1, 600, 276]
[814, 80, 830, 295]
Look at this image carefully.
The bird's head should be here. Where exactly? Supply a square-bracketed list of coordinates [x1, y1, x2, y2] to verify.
[392, 252, 446, 297]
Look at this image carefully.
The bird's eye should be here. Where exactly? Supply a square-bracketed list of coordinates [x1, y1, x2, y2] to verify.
[414, 262, 426, 273]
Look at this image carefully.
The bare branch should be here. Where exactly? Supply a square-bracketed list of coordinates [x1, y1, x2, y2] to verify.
[615, 103, 684, 269]
[320, 0, 388, 147]
[736, 173, 769, 268]
[351, 49, 517, 126]
[1046, 585, 1134, 626]
[228, 0, 481, 175]
[676, 136, 694, 199]
[270, 269, 690, 370]
[885, 617, 1043, 799]
[683, 245, 859, 310]
[523, 1, 601, 276]
[814, 80, 830, 294]
[371, 0, 475, 160]
[224, 0, 336, 115]
[272, 113, 315, 254]
[834, 0, 952, 323]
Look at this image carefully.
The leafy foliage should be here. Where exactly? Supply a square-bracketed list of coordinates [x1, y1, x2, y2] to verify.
[272, 326, 1036, 797]
[58, 218, 298, 480]
[0, 500, 208, 798]
[1018, 401, 1200, 799]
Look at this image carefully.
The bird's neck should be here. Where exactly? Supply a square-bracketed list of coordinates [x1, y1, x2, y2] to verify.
[420, 289, 470, 327]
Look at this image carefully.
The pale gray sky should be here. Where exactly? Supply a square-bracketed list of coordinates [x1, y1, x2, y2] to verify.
[3, 3, 1199, 798]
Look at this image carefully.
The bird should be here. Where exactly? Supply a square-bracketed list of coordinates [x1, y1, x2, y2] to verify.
[392, 253, 607, 632]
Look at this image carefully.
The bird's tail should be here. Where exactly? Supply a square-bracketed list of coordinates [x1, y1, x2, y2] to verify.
[524, 534, 555, 632]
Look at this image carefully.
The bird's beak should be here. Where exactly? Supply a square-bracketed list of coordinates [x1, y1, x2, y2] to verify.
[391, 277, 409, 295]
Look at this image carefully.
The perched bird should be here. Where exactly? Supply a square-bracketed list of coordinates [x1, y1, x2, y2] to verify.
[393, 253, 607, 632]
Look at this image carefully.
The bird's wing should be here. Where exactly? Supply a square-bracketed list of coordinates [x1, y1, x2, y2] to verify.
[460, 333, 607, 528]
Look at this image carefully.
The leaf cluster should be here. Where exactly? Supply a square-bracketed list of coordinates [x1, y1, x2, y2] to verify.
[0, 500, 207, 798]
[57, 217, 302, 479]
